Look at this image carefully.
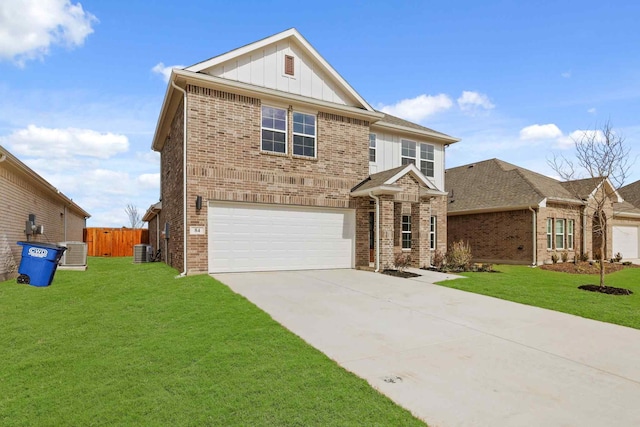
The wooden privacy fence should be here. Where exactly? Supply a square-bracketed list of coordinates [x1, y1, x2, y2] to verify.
[84, 228, 149, 257]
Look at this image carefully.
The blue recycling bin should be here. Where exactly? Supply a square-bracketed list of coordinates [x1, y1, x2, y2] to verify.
[16, 242, 66, 287]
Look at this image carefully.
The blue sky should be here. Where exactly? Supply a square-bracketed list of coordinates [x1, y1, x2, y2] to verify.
[1, 0, 639, 226]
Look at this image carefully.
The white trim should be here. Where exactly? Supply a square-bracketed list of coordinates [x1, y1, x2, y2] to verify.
[291, 111, 316, 158]
[185, 28, 375, 112]
[429, 215, 437, 250]
[351, 185, 403, 198]
[371, 120, 460, 145]
[401, 215, 412, 250]
[261, 105, 288, 155]
[384, 163, 436, 190]
[567, 219, 575, 250]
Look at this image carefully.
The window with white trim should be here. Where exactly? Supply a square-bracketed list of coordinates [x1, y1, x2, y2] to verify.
[261, 106, 287, 153]
[401, 139, 435, 177]
[369, 133, 376, 162]
[292, 112, 316, 157]
[546, 218, 553, 250]
[567, 219, 574, 250]
[430, 216, 437, 250]
[401, 140, 416, 166]
[555, 219, 565, 250]
[402, 215, 411, 249]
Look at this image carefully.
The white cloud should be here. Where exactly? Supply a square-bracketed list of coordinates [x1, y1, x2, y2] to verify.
[561, 71, 572, 78]
[0, 0, 97, 65]
[1, 124, 128, 159]
[152, 62, 185, 83]
[588, 107, 597, 114]
[457, 91, 495, 113]
[379, 94, 453, 122]
[519, 123, 563, 141]
[137, 173, 160, 189]
[557, 129, 605, 149]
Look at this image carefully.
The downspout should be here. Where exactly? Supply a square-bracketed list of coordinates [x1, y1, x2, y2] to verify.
[171, 80, 188, 277]
[529, 207, 537, 266]
[369, 192, 381, 273]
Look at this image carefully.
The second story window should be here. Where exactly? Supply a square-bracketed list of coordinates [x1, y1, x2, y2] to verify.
[420, 144, 434, 177]
[369, 134, 376, 162]
[401, 140, 416, 166]
[293, 112, 316, 157]
[261, 106, 287, 154]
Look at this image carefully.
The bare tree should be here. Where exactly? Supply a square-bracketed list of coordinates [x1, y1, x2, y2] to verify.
[125, 204, 142, 229]
[549, 120, 632, 287]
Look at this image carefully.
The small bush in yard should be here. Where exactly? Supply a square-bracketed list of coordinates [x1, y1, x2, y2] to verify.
[447, 240, 473, 271]
[394, 252, 412, 272]
[580, 252, 590, 262]
[551, 252, 559, 264]
[615, 252, 623, 263]
[561, 251, 569, 263]
[431, 250, 445, 269]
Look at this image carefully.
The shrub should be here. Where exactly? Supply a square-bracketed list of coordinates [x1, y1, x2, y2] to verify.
[580, 252, 590, 262]
[551, 252, 559, 264]
[447, 240, 472, 271]
[561, 251, 569, 263]
[394, 252, 412, 272]
[614, 252, 623, 263]
[431, 250, 445, 269]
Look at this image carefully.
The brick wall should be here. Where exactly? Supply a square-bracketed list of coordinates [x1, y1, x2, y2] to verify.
[160, 98, 185, 272]
[172, 85, 370, 274]
[0, 160, 86, 281]
[448, 209, 534, 264]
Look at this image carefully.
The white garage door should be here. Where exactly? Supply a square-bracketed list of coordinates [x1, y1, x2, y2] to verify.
[208, 202, 355, 273]
[613, 225, 639, 259]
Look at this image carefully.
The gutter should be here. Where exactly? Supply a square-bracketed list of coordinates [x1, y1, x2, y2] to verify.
[171, 80, 188, 277]
[369, 192, 381, 273]
[528, 207, 537, 266]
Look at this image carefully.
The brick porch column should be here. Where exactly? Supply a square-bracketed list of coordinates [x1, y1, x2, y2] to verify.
[412, 199, 431, 268]
[379, 195, 395, 270]
[354, 197, 370, 267]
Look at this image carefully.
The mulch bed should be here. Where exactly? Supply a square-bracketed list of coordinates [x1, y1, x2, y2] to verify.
[540, 261, 639, 275]
[381, 269, 421, 278]
[578, 284, 633, 295]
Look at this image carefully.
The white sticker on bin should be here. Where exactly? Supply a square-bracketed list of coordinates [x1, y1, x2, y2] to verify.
[28, 247, 48, 258]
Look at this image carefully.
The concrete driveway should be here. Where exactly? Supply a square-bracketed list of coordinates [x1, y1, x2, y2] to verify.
[214, 269, 640, 427]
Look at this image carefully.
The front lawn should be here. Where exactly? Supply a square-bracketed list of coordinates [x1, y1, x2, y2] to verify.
[0, 258, 424, 426]
[435, 264, 640, 330]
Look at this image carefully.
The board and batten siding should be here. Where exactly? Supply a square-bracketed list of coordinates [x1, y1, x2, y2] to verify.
[203, 40, 352, 106]
[369, 131, 446, 192]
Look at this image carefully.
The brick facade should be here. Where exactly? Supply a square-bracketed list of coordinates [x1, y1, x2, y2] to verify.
[0, 157, 87, 281]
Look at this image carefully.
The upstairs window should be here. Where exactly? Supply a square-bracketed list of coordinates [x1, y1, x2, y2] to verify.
[293, 112, 316, 157]
[369, 134, 376, 162]
[261, 106, 287, 154]
[402, 215, 412, 249]
[401, 140, 416, 166]
[401, 139, 435, 177]
[420, 144, 435, 177]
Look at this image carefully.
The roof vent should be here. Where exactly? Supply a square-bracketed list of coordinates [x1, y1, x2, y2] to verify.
[468, 164, 475, 169]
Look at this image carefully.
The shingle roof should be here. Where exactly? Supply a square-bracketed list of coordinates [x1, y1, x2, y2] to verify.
[351, 165, 406, 193]
[445, 158, 591, 213]
[619, 179, 640, 209]
[614, 200, 640, 216]
[374, 111, 457, 141]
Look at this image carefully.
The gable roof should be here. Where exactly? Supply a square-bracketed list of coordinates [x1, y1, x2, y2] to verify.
[351, 163, 445, 197]
[619, 179, 640, 209]
[445, 159, 588, 214]
[373, 112, 460, 144]
[186, 28, 374, 112]
[0, 145, 90, 218]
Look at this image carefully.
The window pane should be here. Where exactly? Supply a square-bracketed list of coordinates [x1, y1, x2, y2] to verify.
[556, 234, 564, 249]
[369, 148, 376, 162]
[263, 106, 286, 131]
[293, 135, 315, 157]
[401, 158, 415, 166]
[369, 134, 376, 148]
[421, 161, 434, 177]
[555, 219, 564, 234]
[420, 144, 434, 160]
[262, 129, 286, 153]
[293, 122, 303, 133]
[402, 140, 416, 157]
[293, 112, 315, 136]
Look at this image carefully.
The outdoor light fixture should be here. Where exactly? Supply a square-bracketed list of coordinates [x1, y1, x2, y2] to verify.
[195, 196, 202, 211]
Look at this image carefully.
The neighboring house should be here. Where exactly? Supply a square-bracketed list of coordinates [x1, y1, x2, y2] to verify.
[445, 158, 627, 265]
[150, 28, 458, 274]
[0, 145, 90, 281]
[614, 180, 640, 260]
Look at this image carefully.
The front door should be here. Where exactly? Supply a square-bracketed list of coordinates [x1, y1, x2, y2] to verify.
[369, 211, 375, 263]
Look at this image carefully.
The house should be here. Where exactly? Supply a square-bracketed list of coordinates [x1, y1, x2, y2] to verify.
[614, 180, 640, 260]
[142, 201, 162, 257]
[445, 158, 630, 265]
[0, 145, 90, 281]
[150, 28, 458, 275]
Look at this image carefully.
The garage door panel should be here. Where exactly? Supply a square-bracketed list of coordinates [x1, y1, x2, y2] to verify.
[209, 202, 355, 273]
[613, 226, 639, 259]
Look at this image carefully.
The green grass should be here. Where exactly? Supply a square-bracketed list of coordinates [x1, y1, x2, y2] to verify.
[0, 258, 424, 427]
[436, 265, 640, 329]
